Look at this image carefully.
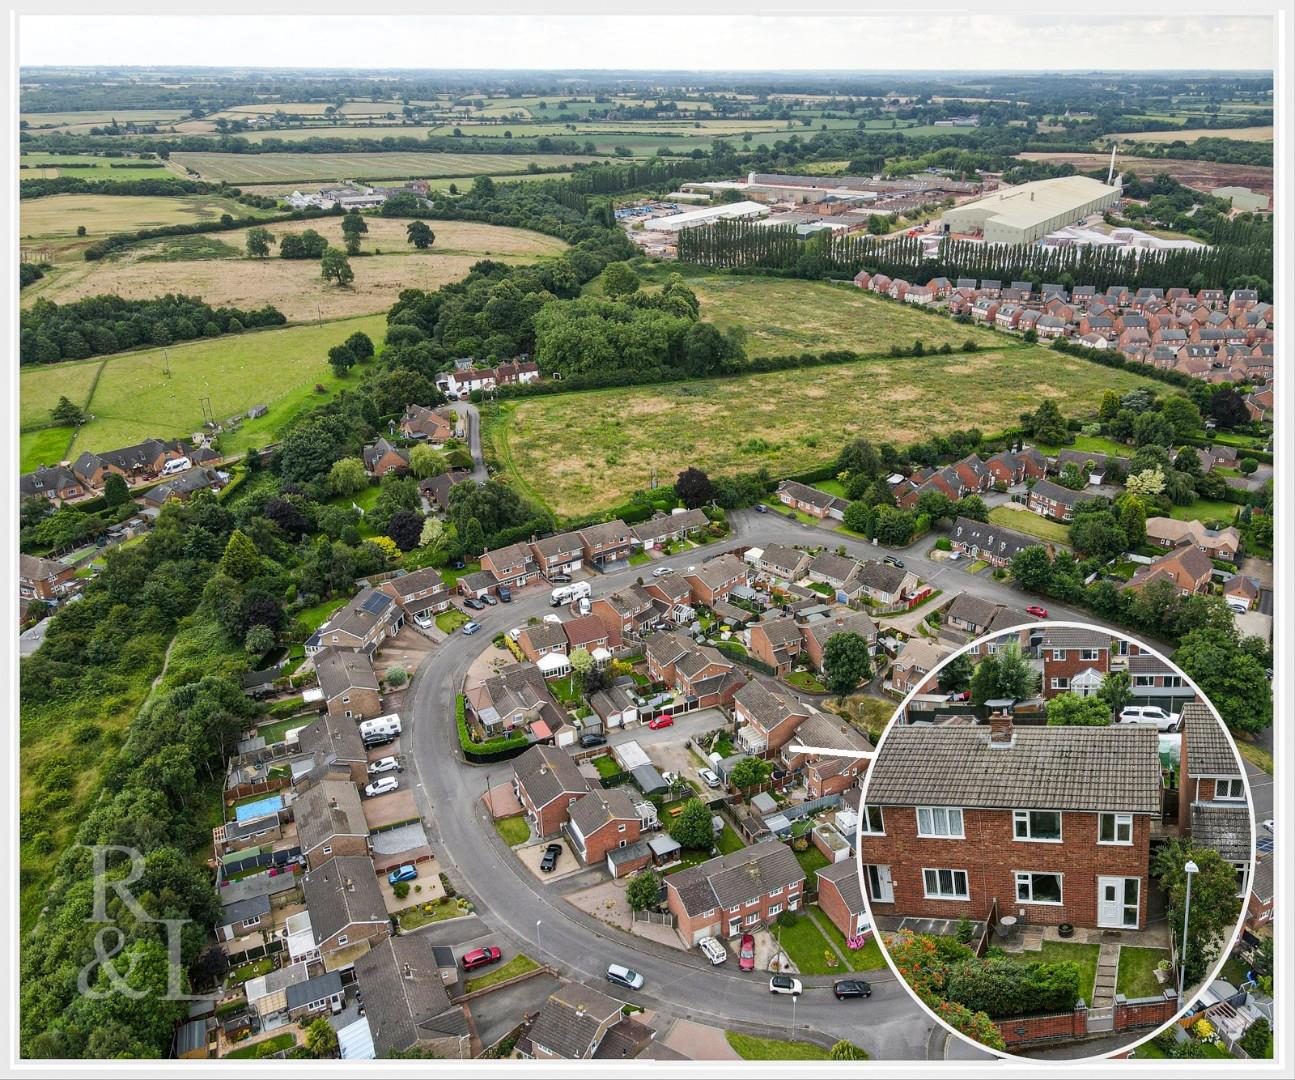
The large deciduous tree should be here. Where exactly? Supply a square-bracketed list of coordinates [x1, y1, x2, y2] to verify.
[406, 220, 435, 249]
[822, 631, 872, 698]
[1046, 692, 1112, 726]
[320, 247, 354, 286]
[669, 798, 714, 850]
[674, 467, 715, 509]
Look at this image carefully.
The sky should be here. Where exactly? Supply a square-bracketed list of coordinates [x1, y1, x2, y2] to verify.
[17, 14, 1275, 72]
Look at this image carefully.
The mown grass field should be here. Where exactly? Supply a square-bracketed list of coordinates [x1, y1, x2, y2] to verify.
[171, 150, 614, 183]
[1118, 125, 1273, 143]
[19, 108, 191, 132]
[18, 152, 176, 180]
[485, 347, 1161, 518]
[20, 314, 386, 460]
[22, 219, 568, 322]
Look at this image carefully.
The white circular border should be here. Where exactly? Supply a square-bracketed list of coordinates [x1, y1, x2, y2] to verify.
[855, 618, 1259, 1063]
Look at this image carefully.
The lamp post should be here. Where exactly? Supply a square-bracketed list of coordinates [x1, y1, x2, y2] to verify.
[536, 918, 542, 955]
[1178, 859, 1199, 999]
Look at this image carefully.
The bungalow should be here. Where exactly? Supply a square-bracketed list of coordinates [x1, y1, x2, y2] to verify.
[18, 553, 77, 601]
[629, 509, 709, 550]
[512, 744, 590, 838]
[480, 542, 538, 590]
[314, 648, 382, 721]
[1144, 517, 1241, 562]
[684, 553, 749, 609]
[1026, 479, 1084, 522]
[817, 859, 871, 940]
[755, 542, 811, 583]
[399, 403, 456, 444]
[362, 438, 410, 477]
[644, 630, 742, 709]
[285, 971, 345, 1023]
[301, 855, 391, 957]
[943, 593, 1005, 638]
[666, 843, 805, 944]
[747, 616, 805, 674]
[378, 567, 451, 620]
[1125, 543, 1214, 596]
[420, 468, 472, 515]
[565, 787, 642, 866]
[295, 780, 371, 868]
[578, 519, 632, 570]
[776, 479, 847, 520]
[317, 587, 404, 654]
[138, 467, 228, 508]
[19, 464, 88, 505]
[800, 611, 879, 673]
[733, 678, 810, 756]
[948, 515, 1047, 568]
[354, 936, 470, 1059]
[529, 529, 585, 579]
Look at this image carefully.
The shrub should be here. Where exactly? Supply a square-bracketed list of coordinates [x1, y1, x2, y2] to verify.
[1239, 1016, 1271, 1058]
[955, 915, 974, 943]
[934, 537, 952, 551]
[944, 958, 1081, 1018]
[392, 881, 410, 900]
[386, 666, 408, 688]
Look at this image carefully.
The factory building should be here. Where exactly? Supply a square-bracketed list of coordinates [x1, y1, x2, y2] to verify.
[641, 200, 769, 233]
[939, 175, 1121, 246]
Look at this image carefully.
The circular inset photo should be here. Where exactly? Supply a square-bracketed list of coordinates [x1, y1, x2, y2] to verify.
[856, 621, 1257, 1060]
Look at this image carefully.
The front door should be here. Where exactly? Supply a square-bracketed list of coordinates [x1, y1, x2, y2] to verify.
[865, 864, 894, 904]
[1097, 876, 1140, 928]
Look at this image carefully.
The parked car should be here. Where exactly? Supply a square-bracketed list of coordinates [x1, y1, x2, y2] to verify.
[540, 843, 563, 873]
[463, 597, 485, 611]
[460, 946, 502, 971]
[652, 566, 675, 577]
[882, 555, 904, 569]
[543, 613, 562, 625]
[362, 733, 395, 750]
[367, 756, 401, 775]
[451, 559, 466, 570]
[549, 573, 572, 584]
[769, 975, 803, 996]
[579, 732, 607, 748]
[739, 933, 755, 972]
[508, 627, 522, 641]
[414, 613, 434, 630]
[699, 768, 721, 789]
[648, 714, 674, 730]
[606, 964, 645, 991]
[481, 593, 498, 606]
[364, 776, 399, 798]
[497, 585, 512, 603]
[462, 621, 481, 635]
[754, 503, 768, 513]
[834, 979, 872, 1000]
[1119, 705, 1180, 732]
[698, 936, 727, 965]
[1026, 605, 1049, 618]
[386, 864, 418, 885]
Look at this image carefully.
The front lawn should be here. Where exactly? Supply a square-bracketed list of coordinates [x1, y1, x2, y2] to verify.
[1168, 499, 1239, 524]
[628, 550, 652, 567]
[465, 954, 540, 993]
[966, 559, 989, 574]
[725, 1032, 836, 1060]
[1002, 940, 1099, 1004]
[397, 896, 470, 930]
[1117, 946, 1169, 1000]
[494, 814, 530, 846]
[436, 608, 470, 633]
[226, 1032, 296, 1058]
[813, 908, 887, 972]
[591, 755, 622, 779]
[785, 670, 827, 693]
[988, 504, 1072, 545]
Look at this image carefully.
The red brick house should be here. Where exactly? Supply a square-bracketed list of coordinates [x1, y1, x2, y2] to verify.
[644, 630, 742, 708]
[562, 613, 615, 654]
[564, 787, 641, 866]
[747, 616, 804, 674]
[666, 843, 806, 944]
[314, 587, 404, 655]
[780, 711, 871, 798]
[19, 554, 77, 601]
[1038, 626, 1111, 699]
[1144, 517, 1241, 562]
[362, 437, 410, 477]
[683, 553, 749, 608]
[1125, 544, 1214, 596]
[1026, 479, 1084, 522]
[860, 720, 1162, 930]
[591, 585, 657, 643]
[480, 542, 539, 590]
[518, 621, 570, 663]
[799, 611, 879, 672]
[816, 859, 871, 939]
[643, 574, 694, 625]
[512, 745, 590, 838]
[295, 780, 371, 869]
[378, 567, 451, 620]
[889, 638, 951, 696]
[314, 647, 382, 720]
[754, 543, 811, 583]
[529, 529, 584, 578]
[732, 678, 810, 756]
[1177, 702, 1251, 899]
[301, 855, 391, 957]
[399, 403, 456, 444]
[20, 465, 88, 505]
[775, 480, 846, 520]
[577, 519, 632, 570]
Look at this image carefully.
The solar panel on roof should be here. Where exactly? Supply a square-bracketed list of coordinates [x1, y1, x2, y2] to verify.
[360, 592, 390, 615]
[1256, 837, 1274, 855]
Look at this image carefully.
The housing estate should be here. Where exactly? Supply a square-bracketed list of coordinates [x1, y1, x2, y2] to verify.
[666, 842, 806, 944]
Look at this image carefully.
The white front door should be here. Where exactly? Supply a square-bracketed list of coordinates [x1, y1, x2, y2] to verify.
[1097, 876, 1140, 928]
[865, 864, 894, 904]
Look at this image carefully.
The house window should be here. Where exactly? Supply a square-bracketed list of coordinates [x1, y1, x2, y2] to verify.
[1013, 810, 1062, 842]
[860, 806, 885, 835]
[1216, 778, 1245, 801]
[916, 806, 963, 838]
[242, 916, 261, 929]
[1052, 649, 1066, 661]
[1050, 677, 1069, 691]
[769, 886, 783, 897]
[1233, 862, 1249, 898]
[1098, 813, 1134, 845]
[617, 824, 627, 833]
[337, 934, 349, 946]
[322, 845, 333, 856]
[728, 905, 740, 914]
[922, 868, 970, 900]
[1015, 872, 1063, 905]
[768, 903, 783, 917]
[745, 913, 760, 925]
[1081, 649, 1101, 661]
[1133, 675, 1154, 688]
[702, 909, 715, 918]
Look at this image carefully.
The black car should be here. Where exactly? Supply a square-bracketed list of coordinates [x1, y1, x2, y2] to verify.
[834, 979, 872, 1000]
[549, 573, 572, 584]
[882, 555, 904, 569]
[463, 597, 485, 611]
[579, 732, 607, 748]
[539, 843, 562, 872]
[362, 734, 395, 750]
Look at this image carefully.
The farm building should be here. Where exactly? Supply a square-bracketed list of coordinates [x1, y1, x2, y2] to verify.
[940, 176, 1120, 246]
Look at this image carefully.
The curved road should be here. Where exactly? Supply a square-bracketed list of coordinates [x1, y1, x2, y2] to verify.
[402, 508, 1118, 1058]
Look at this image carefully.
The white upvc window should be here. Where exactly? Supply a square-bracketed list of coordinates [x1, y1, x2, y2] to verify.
[322, 845, 333, 856]
[728, 905, 740, 914]
[916, 806, 964, 838]
[1050, 677, 1069, 690]
[242, 916, 261, 929]
[922, 868, 970, 900]
[860, 806, 885, 835]
[1015, 871, 1063, 905]
[745, 913, 760, 925]
[1098, 813, 1134, 845]
[1013, 809, 1062, 842]
[337, 934, 349, 946]
[1080, 648, 1101, 661]
[1052, 649, 1066, 661]
[1216, 778, 1246, 801]
[769, 886, 783, 897]
[768, 903, 783, 917]
[702, 908, 715, 918]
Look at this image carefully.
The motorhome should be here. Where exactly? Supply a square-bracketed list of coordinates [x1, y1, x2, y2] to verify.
[161, 457, 192, 476]
[358, 713, 402, 739]
[550, 581, 592, 606]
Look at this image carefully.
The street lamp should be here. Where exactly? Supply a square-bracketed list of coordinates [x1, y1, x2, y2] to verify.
[1178, 859, 1199, 999]
[536, 918, 542, 954]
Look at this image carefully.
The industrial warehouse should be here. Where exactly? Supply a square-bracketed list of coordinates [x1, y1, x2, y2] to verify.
[938, 174, 1122, 245]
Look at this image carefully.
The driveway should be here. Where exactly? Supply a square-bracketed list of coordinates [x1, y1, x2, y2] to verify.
[515, 836, 581, 882]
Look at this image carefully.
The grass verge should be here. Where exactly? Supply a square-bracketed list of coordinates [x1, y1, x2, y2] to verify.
[725, 1032, 835, 1060]
[465, 953, 540, 993]
[494, 814, 530, 846]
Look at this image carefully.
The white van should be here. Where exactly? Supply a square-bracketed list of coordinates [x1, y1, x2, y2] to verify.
[698, 936, 727, 965]
[161, 457, 192, 476]
[359, 713, 402, 739]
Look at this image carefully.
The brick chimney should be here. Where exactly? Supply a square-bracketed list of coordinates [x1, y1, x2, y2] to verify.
[987, 711, 1014, 748]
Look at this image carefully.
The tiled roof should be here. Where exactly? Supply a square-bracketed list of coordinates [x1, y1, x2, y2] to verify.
[1191, 803, 1251, 862]
[354, 935, 466, 1057]
[521, 622, 569, 651]
[949, 516, 1047, 560]
[753, 616, 801, 647]
[532, 529, 584, 558]
[314, 647, 379, 700]
[302, 855, 387, 944]
[1037, 627, 1112, 650]
[945, 592, 1000, 629]
[816, 859, 865, 913]
[1031, 479, 1083, 507]
[759, 543, 808, 575]
[513, 744, 589, 809]
[528, 983, 624, 1059]
[1182, 702, 1240, 777]
[867, 725, 1162, 813]
[568, 787, 639, 838]
[669, 842, 805, 917]
[687, 553, 747, 590]
[807, 552, 860, 585]
[296, 711, 367, 763]
[578, 519, 631, 549]
[854, 561, 909, 594]
[322, 587, 396, 642]
[735, 678, 806, 733]
[803, 611, 878, 645]
[296, 780, 369, 854]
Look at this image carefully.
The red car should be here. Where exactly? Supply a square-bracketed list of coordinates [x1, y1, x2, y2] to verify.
[648, 714, 674, 730]
[460, 946, 502, 972]
[1026, 605, 1049, 619]
[739, 933, 755, 972]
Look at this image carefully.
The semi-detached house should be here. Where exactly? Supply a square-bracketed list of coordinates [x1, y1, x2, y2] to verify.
[1027, 479, 1084, 522]
[314, 647, 381, 721]
[668, 843, 806, 945]
[564, 787, 642, 866]
[1039, 626, 1111, 699]
[683, 553, 749, 608]
[860, 719, 1162, 931]
[301, 855, 391, 958]
[577, 520, 632, 570]
[480, 542, 538, 590]
[529, 530, 584, 578]
[512, 744, 590, 838]
[754, 543, 811, 583]
[1177, 702, 1252, 900]
[295, 780, 371, 869]
[644, 630, 743, 709]
[733, 678, 811, 756]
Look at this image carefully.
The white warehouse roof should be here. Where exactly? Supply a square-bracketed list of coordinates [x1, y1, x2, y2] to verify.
[643, 200, 769, 232]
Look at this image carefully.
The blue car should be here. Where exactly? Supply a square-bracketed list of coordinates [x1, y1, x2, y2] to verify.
[462, 621, 481, 635]
[387, 864, 417, 885]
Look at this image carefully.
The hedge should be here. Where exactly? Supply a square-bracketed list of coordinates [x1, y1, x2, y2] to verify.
[457, 693, 529, 763]
[944, 958, 1081, 1019]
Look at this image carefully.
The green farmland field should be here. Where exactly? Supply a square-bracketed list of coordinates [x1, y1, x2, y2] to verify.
[171, 150, 615, 184]
[20, 314, 386, 460]
[485, 347, 1162, 518]
[19, 152, 176, 180]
